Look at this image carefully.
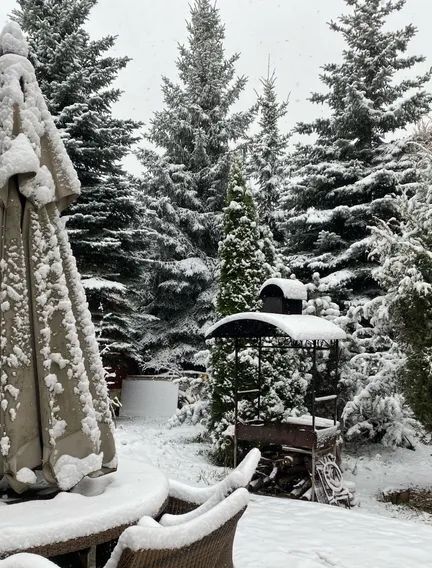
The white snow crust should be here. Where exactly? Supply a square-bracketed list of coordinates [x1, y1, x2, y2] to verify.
[0, 133, 39, 189]
[81, 277, 126, 292]
[0, 48, 81, 206]
[0, 553, 56, 568]
[206, 312, 347, 341]
[0, 22, 28, 58]
[236, 494, 432, 568]
[15, 468, 37, 485]
[114, 419, 432, 568]
[260, 277, 308, 300]
[20, 165, 56, 208]
[285, 415, 338, 429]
[53, 453, 103, 491]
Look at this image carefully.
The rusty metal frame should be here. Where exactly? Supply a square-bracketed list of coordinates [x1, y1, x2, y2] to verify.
[228, 333, 341, 498]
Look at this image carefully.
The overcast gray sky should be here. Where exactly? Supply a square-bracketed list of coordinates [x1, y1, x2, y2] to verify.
[1, 0, 432, 172]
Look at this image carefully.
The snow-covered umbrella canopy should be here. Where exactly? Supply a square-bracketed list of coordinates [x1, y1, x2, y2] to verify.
[0, 23, 117, 493]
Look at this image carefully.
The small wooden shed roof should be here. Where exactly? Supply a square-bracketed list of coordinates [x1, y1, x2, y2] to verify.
[259, 278, 307, 300]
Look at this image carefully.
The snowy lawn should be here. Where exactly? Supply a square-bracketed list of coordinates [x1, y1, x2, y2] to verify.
[115, 418, 432, 568]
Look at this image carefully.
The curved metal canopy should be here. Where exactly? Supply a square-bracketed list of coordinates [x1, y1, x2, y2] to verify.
[205, 312, 346, 341]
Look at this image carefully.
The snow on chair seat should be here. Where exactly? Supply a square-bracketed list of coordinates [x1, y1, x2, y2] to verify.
[104, 488, 249, 568]
[165, 448, 260, 515]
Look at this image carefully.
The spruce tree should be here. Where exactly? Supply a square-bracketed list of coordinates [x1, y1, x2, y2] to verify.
[13, 0, 143, 369]
[249, 69, 289, 242]
[283, 0, 431, 304]
[281, 0, 431, 446]
[138, 0, 253, 371]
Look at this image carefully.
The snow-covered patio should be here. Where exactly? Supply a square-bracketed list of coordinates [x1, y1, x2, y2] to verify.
[116, 418, 432, 568]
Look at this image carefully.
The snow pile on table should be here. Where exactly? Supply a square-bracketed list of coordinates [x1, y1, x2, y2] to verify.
[0, 459, 167, 554]
[53, 453, 103, 491]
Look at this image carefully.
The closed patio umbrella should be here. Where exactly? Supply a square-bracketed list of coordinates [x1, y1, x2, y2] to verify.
[0, 23, 117, 493]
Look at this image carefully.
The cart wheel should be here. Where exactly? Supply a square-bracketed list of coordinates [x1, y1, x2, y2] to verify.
[321, 460, 343, 493]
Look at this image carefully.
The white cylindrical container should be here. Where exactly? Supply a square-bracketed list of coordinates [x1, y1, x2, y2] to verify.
[120, 375, 179, 419]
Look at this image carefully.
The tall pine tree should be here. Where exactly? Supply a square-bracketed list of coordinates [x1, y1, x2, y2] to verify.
[283, 0, 431, 304]
[249, 69, 289, 243]
[13, 0, 143, 370]
[138, 0, 253, 371]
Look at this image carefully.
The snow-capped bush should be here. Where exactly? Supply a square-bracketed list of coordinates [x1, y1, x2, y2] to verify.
[168, 373, 211, 428]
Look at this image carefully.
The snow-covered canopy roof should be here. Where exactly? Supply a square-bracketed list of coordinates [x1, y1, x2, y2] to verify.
[206, 312, 346, 342]
[259, 278, 307, 300]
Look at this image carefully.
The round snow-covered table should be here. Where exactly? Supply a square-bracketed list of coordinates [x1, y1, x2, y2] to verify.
[0, 459, 168, 565]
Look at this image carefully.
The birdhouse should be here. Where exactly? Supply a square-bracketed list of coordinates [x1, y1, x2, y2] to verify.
[259, 278, 307, 315]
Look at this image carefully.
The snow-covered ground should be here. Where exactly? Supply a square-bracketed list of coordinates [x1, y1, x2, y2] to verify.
[116, 418, 432, 567]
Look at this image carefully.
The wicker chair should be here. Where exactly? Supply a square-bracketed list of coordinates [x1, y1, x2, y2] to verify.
[166, 447, 260, 515]
[104, 487, 249, 568]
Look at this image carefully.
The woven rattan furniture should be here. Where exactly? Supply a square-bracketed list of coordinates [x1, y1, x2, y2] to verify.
[166, 448, 260, 515]
[105, 487, 249, 568]
[1, 489, 248, 568]
[0, 461, 168, 567]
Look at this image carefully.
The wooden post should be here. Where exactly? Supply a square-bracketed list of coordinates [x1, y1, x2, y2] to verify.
[311, 340, 317, 502]
[311, 340, 317, 432]
[311, 447, 316, 503]
[234, 338, 239, 468]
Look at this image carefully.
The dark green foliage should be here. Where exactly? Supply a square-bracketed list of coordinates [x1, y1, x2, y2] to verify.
[138, 0, 253, 370]
[14, 0, 143, 368]
[371, 176, 432, 431]
[396, 293, 432, 430]
[284, 0, 431, 304]
[216, 159, 263, 316]
[249, 70, 289, 242]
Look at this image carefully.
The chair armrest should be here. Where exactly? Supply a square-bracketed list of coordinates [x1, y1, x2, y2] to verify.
[168, 479, 214, 505]
[160, 493, 220, 527]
